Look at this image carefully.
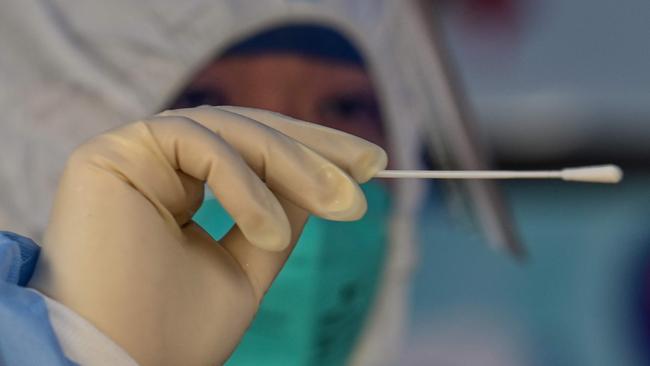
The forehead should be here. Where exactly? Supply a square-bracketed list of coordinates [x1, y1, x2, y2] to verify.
[196, 55, 372, 91]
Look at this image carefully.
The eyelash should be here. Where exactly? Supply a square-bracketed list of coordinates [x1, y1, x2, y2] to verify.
[171, 89, 229, 109]
[319, 95, 380, 121]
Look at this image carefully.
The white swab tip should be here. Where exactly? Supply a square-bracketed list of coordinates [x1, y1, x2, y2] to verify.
[561, 165, 623, 183]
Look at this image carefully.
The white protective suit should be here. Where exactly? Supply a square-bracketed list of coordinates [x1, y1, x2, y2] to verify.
[0, 1, 438, 364]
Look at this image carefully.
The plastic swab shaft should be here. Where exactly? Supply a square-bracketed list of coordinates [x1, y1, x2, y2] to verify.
[375, 164, 622, 184]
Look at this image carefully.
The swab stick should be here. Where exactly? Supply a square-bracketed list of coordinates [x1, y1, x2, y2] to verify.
[375, 165, 622, 184]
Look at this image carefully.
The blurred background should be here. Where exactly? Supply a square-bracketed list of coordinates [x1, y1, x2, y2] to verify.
[403, 0, 650, 365]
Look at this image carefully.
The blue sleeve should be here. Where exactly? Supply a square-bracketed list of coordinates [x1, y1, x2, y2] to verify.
[0, 232, 76, 366]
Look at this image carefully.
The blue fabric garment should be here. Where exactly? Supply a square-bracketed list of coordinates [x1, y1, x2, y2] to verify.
[0, 232, 75, 366]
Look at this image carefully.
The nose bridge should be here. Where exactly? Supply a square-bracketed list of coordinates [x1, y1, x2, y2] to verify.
[263, 100, 300, 120]
[219, 56, 317, 122]
[246, 88, 304, 121]
[254, 60, 313, 121]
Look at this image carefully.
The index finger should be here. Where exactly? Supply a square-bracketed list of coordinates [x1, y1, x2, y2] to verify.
[159, 107, 377, 221]
[216, 106, 388, 183]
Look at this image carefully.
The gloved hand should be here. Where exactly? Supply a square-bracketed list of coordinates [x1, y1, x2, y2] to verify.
[28, 106, 387, 366]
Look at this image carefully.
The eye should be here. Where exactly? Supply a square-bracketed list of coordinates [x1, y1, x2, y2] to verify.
[317, 94, 381, 125]
[169, 88, 229, 109]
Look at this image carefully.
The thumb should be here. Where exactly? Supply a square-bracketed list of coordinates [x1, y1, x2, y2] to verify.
[218, 195, 309, 301]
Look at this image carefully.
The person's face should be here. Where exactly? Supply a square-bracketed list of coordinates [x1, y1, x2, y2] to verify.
[169, 54, 387, 150]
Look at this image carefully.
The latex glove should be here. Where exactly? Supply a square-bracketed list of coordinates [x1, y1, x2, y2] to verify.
[29, 106, 387, 366]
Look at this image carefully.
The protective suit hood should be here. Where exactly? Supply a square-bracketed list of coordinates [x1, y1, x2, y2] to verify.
[0, 0, 427, 235]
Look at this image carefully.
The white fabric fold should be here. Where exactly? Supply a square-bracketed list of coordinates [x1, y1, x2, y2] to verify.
[32, 289, 139, 366]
